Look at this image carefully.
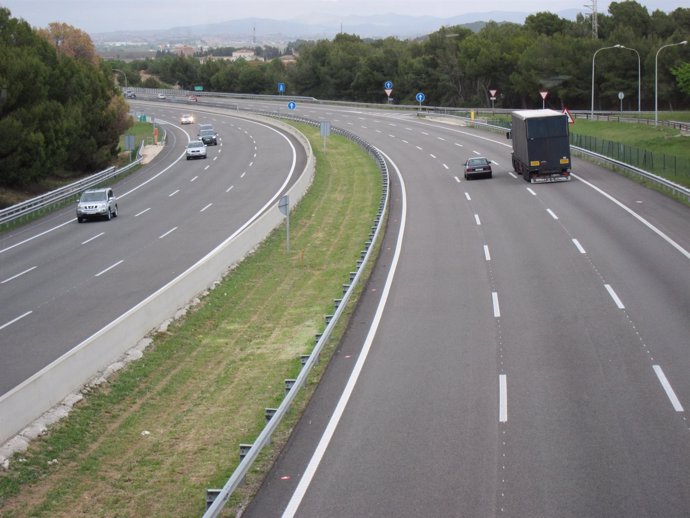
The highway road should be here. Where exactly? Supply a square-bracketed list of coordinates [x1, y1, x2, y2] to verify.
[229, 100, 690, 517]
[0, 104, 307, 395]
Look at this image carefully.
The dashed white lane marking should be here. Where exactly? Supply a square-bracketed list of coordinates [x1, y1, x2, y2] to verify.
[484, 245, 491, 261]
[653, 365, 684, 412]
[2, 266, 37, 284]
[546, 209, 559, 220]
[159, 227, 177, 239]
[572, 239, 586, 254]
[492, 292, 501, 318]
[95, 260, 123, 277]
[604, 284, 625, 309]
[499, 375, 508, 422]
[527, 187, 537, 196]
[0, 311, 33, 331]
[474, 214, 481, 226]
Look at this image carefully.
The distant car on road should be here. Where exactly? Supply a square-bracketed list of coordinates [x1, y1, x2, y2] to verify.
[125, 91, 136, 99]
[157, 93, 166, 99]
[180, 113, 194, 125]
[188, 95, 198, 102]
[186, 140, 207, 160]
[76, 187, 118, 222]
[199, 128, 218, 146]
[464, 157, 493, 180]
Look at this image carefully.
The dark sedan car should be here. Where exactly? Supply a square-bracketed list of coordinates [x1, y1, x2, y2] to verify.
[199, 128, 218, 146]
[464, 157, 493, 180]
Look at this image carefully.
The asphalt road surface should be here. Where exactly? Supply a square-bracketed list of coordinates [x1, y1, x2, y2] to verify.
[0, 104, 306, 395]
[237, 101, 690, 518]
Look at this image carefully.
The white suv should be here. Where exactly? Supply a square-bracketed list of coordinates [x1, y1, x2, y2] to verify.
[76, 187, 118, 222]
[186, 140, 207, 160]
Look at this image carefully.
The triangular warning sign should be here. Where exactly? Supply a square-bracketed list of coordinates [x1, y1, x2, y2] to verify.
[563, 107, 574, 124]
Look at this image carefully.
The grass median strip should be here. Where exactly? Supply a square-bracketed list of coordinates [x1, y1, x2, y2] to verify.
[0, 123, 382, 517]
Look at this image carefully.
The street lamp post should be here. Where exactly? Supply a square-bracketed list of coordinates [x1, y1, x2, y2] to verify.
[619, 45, 641, 112]
[591, 44, 622, 118]
[655, 41, 687, 126]
[112, 68, 127, 90]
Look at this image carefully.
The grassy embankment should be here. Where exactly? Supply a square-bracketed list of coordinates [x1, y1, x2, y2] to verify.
[0, 123, 382, 517]
[569, 117, 690, 193]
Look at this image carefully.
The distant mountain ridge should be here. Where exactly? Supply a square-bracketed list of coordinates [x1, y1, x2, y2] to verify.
[92, 10, 584, 43]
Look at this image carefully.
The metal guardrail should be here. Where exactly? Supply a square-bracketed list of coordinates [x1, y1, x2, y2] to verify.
[571, 145, 690, 202]
[0, 140, 147, 226]
[202, 112, 390, 518]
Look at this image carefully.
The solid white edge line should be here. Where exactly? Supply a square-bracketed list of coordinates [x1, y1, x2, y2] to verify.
[281, 149, 407, 518]
[653, 365, 684, 412]
[492, 291, 501, 318]
[604, 284, 625, 309]
[572, 173, 690, 261]
[499, 374, 508, 422]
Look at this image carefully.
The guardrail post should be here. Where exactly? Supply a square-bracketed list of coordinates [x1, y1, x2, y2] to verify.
[300, 355, 310, 367]
[265, 408, 277, 422]
[334, 299, 342, 310]
[325, 314, 333, 325]
[284, 379, 296, 394]
[342, 284, 350, 295]
[239, 443, 253, 461]
[206, 489, 222, 510]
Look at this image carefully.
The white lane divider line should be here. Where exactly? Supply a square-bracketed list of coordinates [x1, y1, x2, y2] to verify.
[81, 233, 104, 245]
[159, 227, 178, 239]
[0, 311, 32, 331]
[200, 203, 213, 213]
[416, 146, 423, 151]
[474, 214, 481, 226]
[572, 239, 586, 254]
[508, 172, 517, 179]
[484, 245, 491, 261]
[2, 266, 37, 284]
[499, 374, 508, 422]
[135, 208, 151, 217]
[527, 187, 537, 196]
[492, 292, 501, 318]
[454, 176, 461, 183]
[226, 185, 234, 193]
[604, 284, 625, 309]
[443, 163, 449, 170]
[168, 190, 180, 197]
[430, 153, 437, 159]
[454, 142, 463, 147]
[465, 192, 471, 201]
[95, 260, 123, 277]
[653, 365, 684, 412]
[190, 175, 199, 182]
[546, 208, 559, 220]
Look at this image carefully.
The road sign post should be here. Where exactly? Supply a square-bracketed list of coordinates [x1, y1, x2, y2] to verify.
[539, 90, 548, 109]
[416, 92, 426, 111]
[384, 81, 393, 103]
[279, 195, 290, 252]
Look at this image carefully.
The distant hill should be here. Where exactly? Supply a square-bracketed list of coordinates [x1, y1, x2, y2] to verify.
[92, 9, 584, 45]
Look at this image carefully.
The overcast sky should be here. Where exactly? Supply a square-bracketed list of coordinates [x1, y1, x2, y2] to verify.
[0, 0, 683, 33]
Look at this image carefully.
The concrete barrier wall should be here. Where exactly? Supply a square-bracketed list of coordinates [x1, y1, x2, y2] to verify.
[0, 114, 314, 447]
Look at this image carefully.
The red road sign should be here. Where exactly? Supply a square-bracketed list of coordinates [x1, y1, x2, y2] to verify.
[539, 90, 548, 100]
[563, 107, 574, 124]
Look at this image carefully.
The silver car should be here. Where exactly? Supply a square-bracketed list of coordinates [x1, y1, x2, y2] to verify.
[186, 140, 207, 160]
[76, 187, 118, 222]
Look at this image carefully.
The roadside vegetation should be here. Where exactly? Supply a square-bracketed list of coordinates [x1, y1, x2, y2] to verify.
[0, 124, 382, 517]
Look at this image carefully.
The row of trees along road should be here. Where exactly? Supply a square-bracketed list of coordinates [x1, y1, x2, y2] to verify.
[111, 2, 690, 111]
[0, 8, 131, 190]
[1, 3, 689, 191]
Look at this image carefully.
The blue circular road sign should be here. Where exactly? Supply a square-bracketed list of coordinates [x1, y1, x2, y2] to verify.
[384, 80, 393, 90]
[416, 92, 426, 103]
[288, 101, 297, 110]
